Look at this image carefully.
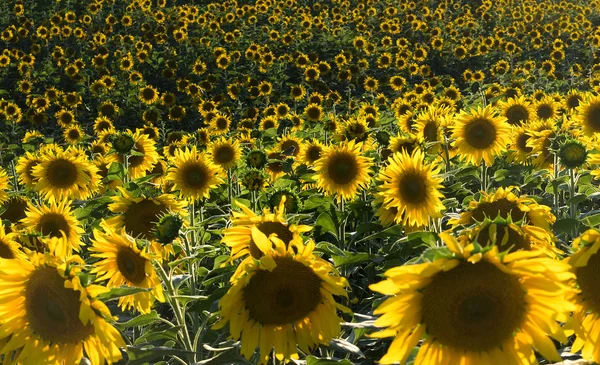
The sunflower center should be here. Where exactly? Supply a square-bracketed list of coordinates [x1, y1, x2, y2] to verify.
[517, 133, 533, 152]
[470, 198, 526, 223]
[585, 104, 600, 132]
[0, 197, 28, 223]
[181, 163, 209, 189]
[398, 172, 427, 204]
[123, 199, 168, 239]
[214, 146, 235, 165]
[505, 105, 528, 125]
[307, 146, 321, 162]
[536, 104, 553, 119]
[423, 122, 438, 142]
[25, 267, 94, 344]
[249, 222, 294, 259]
[475, 224, 530, 253]
[464, 118, 497, 149]
[116, 246, 147, 284]
[243, 257, 322, 325]
[328, 152, 358, 185]
[142, 88, 155, 100]
[421, 261, 526, 352]
[37, 213, 70, 239]
[0, 239, 14, 259]
[46, 159, 78, 188]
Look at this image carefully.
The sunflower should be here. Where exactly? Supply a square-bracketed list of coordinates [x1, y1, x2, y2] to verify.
[0, 253, 125, 365]
[413, 105, 452, 153]
[105, 187, 186, 240]
[21, 199, 84, 258]
[370, 238, 574, 365]
[567, 229, 600, 363]
[0, 167, 10, 204]
[32, 147, 100, 202]
[534, 96, 560, 121]
[276, 135, 302, 159]
[166, 146, 223, 201]
[313, 140, 373, 201]
[575, 94, 600, 137]
[213, 238, 349, 364]
[298, 139, 325, 166]
[0, 221, 24, 259]
[222, 197, 311, 261]
[388, 133, 419, 156]
[210, 112, 231, 134]
[376, 149, 445, 227]
[139, 85, 159, 104]
[498, 96, 534, 126]
[111, 131, 159, 180]
[508, 124, 535, 164]
[90, 224, 164, 314]
[451, 186, 555, 230]
[0, 195, 29, 227]
[63, 124, 85, 144]
[209, 137, 241, 171]
[451, 105, 511, 166]
[93, 116, 114, 135]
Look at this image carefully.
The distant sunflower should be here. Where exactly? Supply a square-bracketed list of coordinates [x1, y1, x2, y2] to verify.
[0, 167, 10, 204]
[0, 253, 125, 365]
[139, 85, 159, 104]
[222, 197, 311, 261]
[210, 113, 231, 135]
[451, 105, 511, 166]
[451, 186, 555, 230]
[214, 238, 349, 364]
[568, 229, 600, 363]
[276, 135, 302, 159]
[111, 131, 159, 180]
[106, 188, 186, 240]
[370, 240, 574, 365]
[507, 124, 534, 164]
[21, 199, 84, 258]
[90, 224, 164, 314]
[32, 147, 100, 202]
[265, 150, 286, 182]
[63, 124, 85, 144]
[413, 105, 452, 153]
[298, 139, 325, 166]
[209, 137, 241, 170]
[376, 149, 445, 227]
[534, 96, 560, 121]
[166, 146, 223, 201]
[93, 116, 114, 135]
[575, 94, 600, 136]
[314, 140, 373, 201]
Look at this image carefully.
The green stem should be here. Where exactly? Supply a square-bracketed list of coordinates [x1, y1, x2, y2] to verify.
[569, 168, 577, 219]
[480, 160, 487, 192]
[227, 168, 234, 210]
[339, 197, 346, 248]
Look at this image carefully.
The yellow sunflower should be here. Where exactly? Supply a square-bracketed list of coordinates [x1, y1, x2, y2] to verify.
[213, 238, 349, 365]
[451, 105, 511, 166]
[32, 147, 100, 202]
[313, 140, 373, 201]
[0, 167, 10, 204]
[222, 197, 311, 262]
[498, 96, 534, 126]
[0, 253, 125, 364]
[451, 186, 555, 230]
[568, 229, 600, 363]
[376, 149, 445, 227]
[575, 94, 600, 137]
[298, 139, 325, 166]
[90, 223, 165, 314]
[533, 95, 560, 121]
[208, 137, 241, 171]
[276, 135, 303, 159]
[0, 221, 25, 259]
[15, 150, 41, 188]
[166, 146, 223, 201]
[413, 105, 453, 153]
[21, 199, 84, 258]
[105, 187, 186, 240]
[370, 237, 574, 365]
[110, 131, 159, 180]
[507, 124, 535, 164]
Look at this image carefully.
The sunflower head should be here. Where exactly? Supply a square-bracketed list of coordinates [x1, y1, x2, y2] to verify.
[111, 132, 136, 153]
[558, 139, 588, 168]
[166, 146, 224, 201]
[153, 214, 184, 244]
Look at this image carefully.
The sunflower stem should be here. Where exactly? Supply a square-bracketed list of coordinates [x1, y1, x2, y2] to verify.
[227, 168, 234, 211]
[569, 168, 579, 226]
[155, 262, 196, 363]
[339, 197, 346, 248]
[480, 160, 487, 192]
[553, 153, 560, 216]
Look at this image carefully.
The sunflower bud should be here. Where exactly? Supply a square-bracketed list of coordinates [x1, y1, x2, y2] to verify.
[153, 214, 183, 244]
[558, 139, 587, 168]
[112, 133, 135, 153]
[241, 169, 267, 191]
[245, 149, 267, 169]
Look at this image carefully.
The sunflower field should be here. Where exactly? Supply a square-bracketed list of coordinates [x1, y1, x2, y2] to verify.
[5, 0, 600, 364]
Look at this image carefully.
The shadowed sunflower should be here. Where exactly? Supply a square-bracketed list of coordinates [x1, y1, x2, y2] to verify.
[370, 237, 574, 365]
[213, 238, 349, 365]
[0, 167, 9, 204]
[0, 253, 125, 365]
[209, 137, 241, 171]
[222, 197, 311, 262]
[21, 200, 84, 258]
[105, 187, 186, 240]
[166, 146, 223, 201]
[507, 124, 535, 164]
[276, 135, 303, 159]
[567, 229, 600, 363]
[451, 186, 555, 230]
[376, 149, 445, 227]
[413, 105, 453, 154]
[575, 94, 600, 137]
[15, 151, 41, 188]
[90, 224, 164, 314]
[451, 105, 511, 166]
[0, 221, 25, 259]
[111, 131, 159, 180]
[32, 147, 100, 202]
[0, 195, 29, 227]
[314, 140, 373, 201]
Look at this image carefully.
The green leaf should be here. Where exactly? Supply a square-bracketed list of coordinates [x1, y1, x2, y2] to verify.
[306, 355, 354, 365]
[115, 311, 161, 330]
[553, 218, 579, 235]
[126, 345, 195, 365]
[332, 252, 375, 267]
[583, 213, 600, 227]
[315, 212, 338, 239]
[134, 326, 181, 344]
[97, 286, 151, 301]
[170, 295, 209, 305]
